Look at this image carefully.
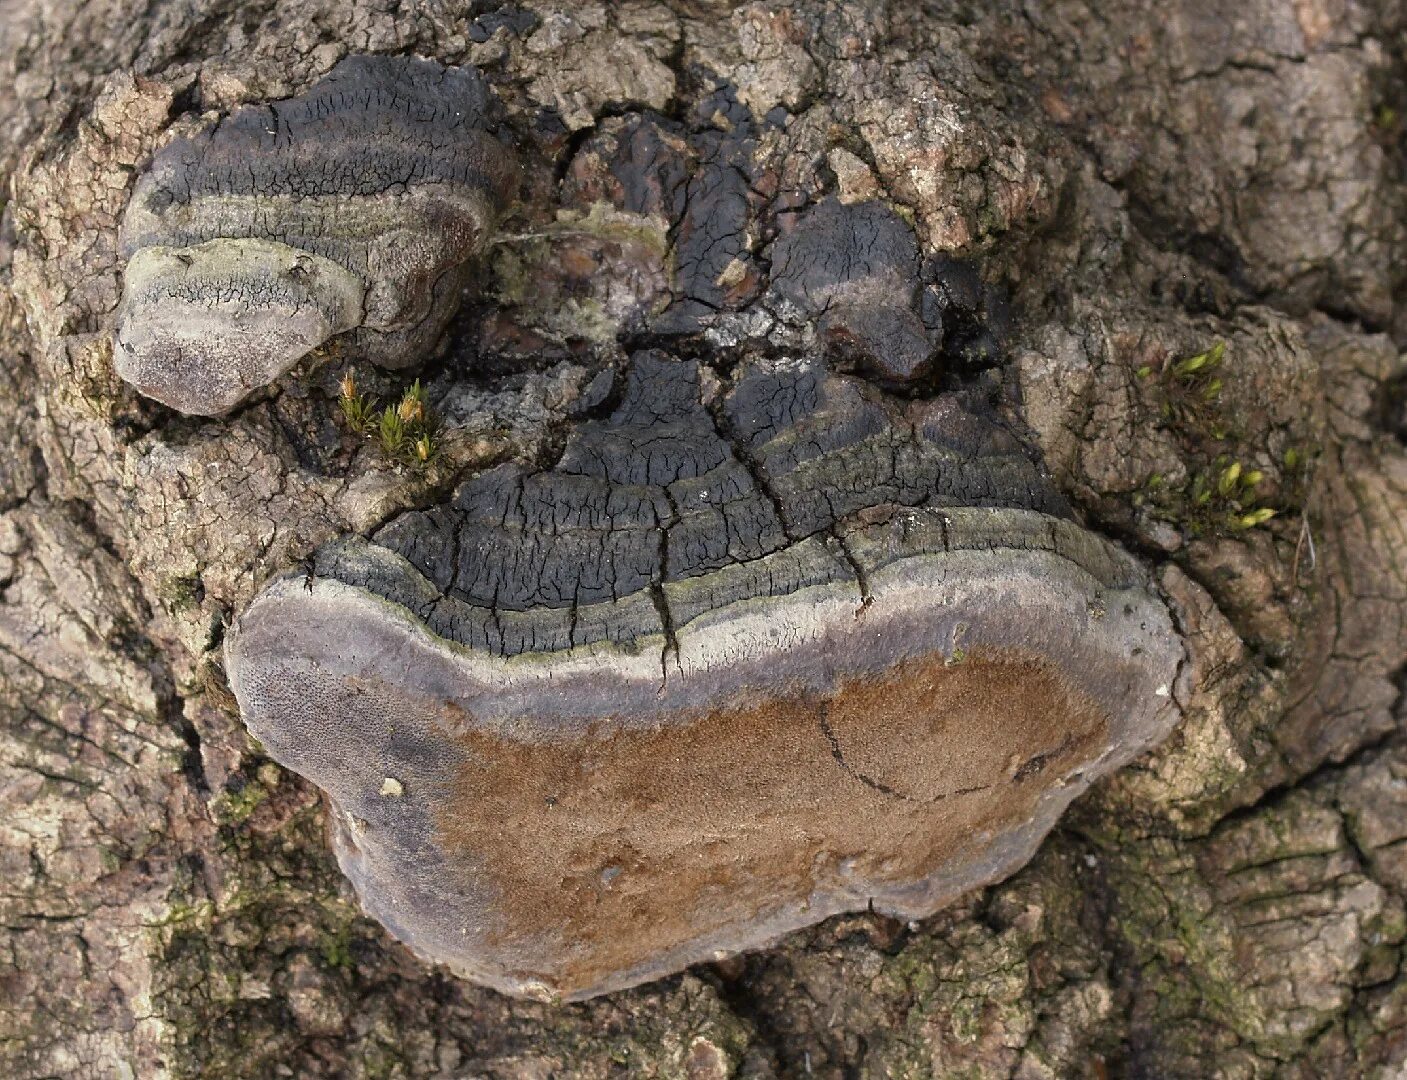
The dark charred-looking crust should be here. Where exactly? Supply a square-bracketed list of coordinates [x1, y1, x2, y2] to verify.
[114, 55, 518, 415]
[769, 198, 939, 386]
[345, 350, 1067, 655]
[122, 57, 504, 211]
[226, 350, 1183, 1001]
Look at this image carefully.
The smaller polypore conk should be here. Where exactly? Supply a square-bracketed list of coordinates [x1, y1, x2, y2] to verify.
[769, 197, 971, 387]
[226, 351, 1185, 1001]
[113, 55, 518, 415]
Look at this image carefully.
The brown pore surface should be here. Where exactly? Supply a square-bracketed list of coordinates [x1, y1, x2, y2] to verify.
[437, 648, 1109, 989]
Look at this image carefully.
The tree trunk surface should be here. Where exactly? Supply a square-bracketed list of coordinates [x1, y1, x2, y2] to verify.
[2, 1, 1406, 1077]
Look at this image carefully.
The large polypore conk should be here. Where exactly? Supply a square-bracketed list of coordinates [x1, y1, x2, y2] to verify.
[226, 351, 1184, 1000]
[113, 55, 518, 415]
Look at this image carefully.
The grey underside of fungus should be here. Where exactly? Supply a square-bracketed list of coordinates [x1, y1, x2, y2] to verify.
[227, 346, 1185, 1000]
[112, 55, 518, 416]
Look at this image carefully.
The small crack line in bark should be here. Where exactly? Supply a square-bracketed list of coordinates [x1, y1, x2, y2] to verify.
[702, 386, 797, 541]
[830, 527, 874, 615]
[1205, 728, 1405, 841]
[567, 581, 580, 651]
[653, 489, 681, 689]
[650, 583, 678, 691]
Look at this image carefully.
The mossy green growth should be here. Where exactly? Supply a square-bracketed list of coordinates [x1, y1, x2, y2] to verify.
[319, 920, 355, 970]
[158, 571, 204, 615]
[1097, 840, 1254, 1042]
[213, 780, 269, 825]
[1134, 340, 1313, 539]
[338, 371, 440, 470]
[871, 917, 1040, 1078]
[151, 783, 394, 1078]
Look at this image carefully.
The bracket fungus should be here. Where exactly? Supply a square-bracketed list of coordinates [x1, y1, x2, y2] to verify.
[770, 198, 940, 386]
[114, 55, 518, 415]
[226, 350, 1184, 1001]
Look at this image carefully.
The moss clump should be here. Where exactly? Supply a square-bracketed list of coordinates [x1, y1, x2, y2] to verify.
[158, 571, 204, 615]
[1133, 341, 1314, 539]
[338, 372, 441, 469]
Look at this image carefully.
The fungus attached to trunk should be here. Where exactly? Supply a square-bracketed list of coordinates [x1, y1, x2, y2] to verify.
[226, 351, 1183, 1001]
[114, 55, 518, 415]
[770, 198, 938, 386]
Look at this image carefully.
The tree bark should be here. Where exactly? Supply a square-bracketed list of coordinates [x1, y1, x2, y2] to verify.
[1, 1, 1405, 1076]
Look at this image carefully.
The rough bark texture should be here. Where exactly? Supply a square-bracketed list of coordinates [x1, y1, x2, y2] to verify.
[1, 0, 1405, 1077]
